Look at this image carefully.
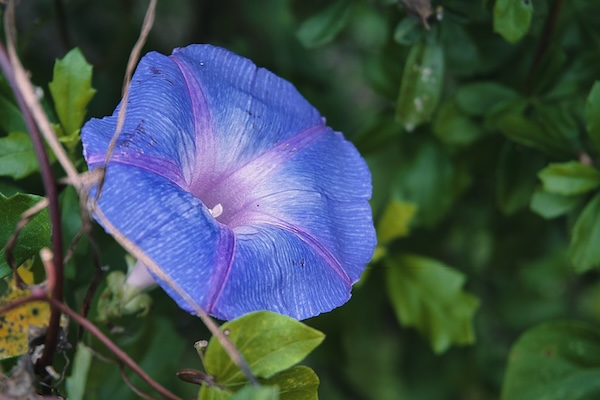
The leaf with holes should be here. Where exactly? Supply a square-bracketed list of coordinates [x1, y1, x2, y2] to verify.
[396, 33, 444, 131]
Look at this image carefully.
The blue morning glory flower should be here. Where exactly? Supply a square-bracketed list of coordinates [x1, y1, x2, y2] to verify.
[81, 44, 375, 320]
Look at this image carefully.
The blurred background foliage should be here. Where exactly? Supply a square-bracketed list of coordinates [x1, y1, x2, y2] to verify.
[2, 0, 600, 399]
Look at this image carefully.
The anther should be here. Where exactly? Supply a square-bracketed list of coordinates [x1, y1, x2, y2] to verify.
[209, 203, 223, 218]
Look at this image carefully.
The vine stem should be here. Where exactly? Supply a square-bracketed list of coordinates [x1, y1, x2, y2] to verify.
[0, 1, 64, 378]
[0, 290, 183, 400]
[526, 0, 566, 94]
[87, 0, 258, 386]
[1, 1, 82, 190]
[1, 0, 257, 388]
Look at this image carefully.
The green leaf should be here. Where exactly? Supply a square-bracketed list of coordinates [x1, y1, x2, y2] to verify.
[230, 386, 279, 400]
[533, 103, 580, 148]
[85, 316, 186, 400]
[199, 386, 233, 400]
[442, 22, 480, 78]
[530, 189, 582, 219]
[199, 366, 318, 400]
[456, 82, 519, 117]
[377, 200, 417, 245]
[296, 0, 353, 48]
[0, 132, 38, 179]
[262, 366, 319, 400]
[585, 81, 600, 152]
[48, 48, 96, 138]
[494, 0, 534, 44]
[0, 93, 25, 133]
[499, 113, 576, 158]
[496, 143, 546, 215]
[392, 137, 465, 227]
[385, 253, 479, 354]
[392, 17, 421, 46]
[395, 33, 445, 131]
[66, 343, 93, 400]
[204, 311, 325, 385]
[0, 193, 51, 278]
[569, 193, 600, 273]
[501, 321, 600, 400]
[433, 100, 484, 148]
[538, 161, 600, 196]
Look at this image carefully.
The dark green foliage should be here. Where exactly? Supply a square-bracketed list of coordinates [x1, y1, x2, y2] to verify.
[0, 193, 50, 278]
[3, 0, 600, 399]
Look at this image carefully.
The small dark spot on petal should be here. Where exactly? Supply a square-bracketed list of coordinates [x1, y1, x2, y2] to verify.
[150, 66, 161, 75]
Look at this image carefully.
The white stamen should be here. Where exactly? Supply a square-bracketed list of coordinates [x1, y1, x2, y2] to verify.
[209, 203, 223, 218]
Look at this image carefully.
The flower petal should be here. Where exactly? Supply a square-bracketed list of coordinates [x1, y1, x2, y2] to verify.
[82, 52, 197, 186]
[82, 44, 376, 321]
[208, 225, 354, 320]
[91, 163, 232, 311]
[168, 45, 324, 196]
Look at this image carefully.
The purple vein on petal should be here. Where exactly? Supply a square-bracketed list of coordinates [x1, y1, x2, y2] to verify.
[269, 216, 352, 286]
[170, 55, 216, 190]
[87, 154, 188, 189]
[242, 213, 352, 287]
[205, 226, 236, 313]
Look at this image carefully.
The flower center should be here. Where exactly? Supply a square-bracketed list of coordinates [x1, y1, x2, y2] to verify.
[209, 203, 223, 219]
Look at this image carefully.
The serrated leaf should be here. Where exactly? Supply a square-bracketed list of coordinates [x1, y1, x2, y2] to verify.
[395, 34, 444, 131]
[585, 81, 600, 152]
[0, 132, 38, 179]
[538, 161, 600, 196]
[204, 311, 324, 385]
[501, 321, 600, 400]
[377, 200, 417, 245]
[230, 386, 279, 400]
[262, 366, 319, 400]
[494, 0, 533, 44]
[530, 189, 582, 219]
[0, 193, 51, 278]
[66, 343, 93, 400]
[296, 0, 353, 48]
[49, 48, 96, 137]
[569, 193, 600, 273]
[385, 253, 479, 353]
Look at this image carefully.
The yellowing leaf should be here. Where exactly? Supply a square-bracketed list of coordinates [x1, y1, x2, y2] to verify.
[377, 200, 417, 245]
[16, 264, 34, 285]
[0, 283, 50, 359]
